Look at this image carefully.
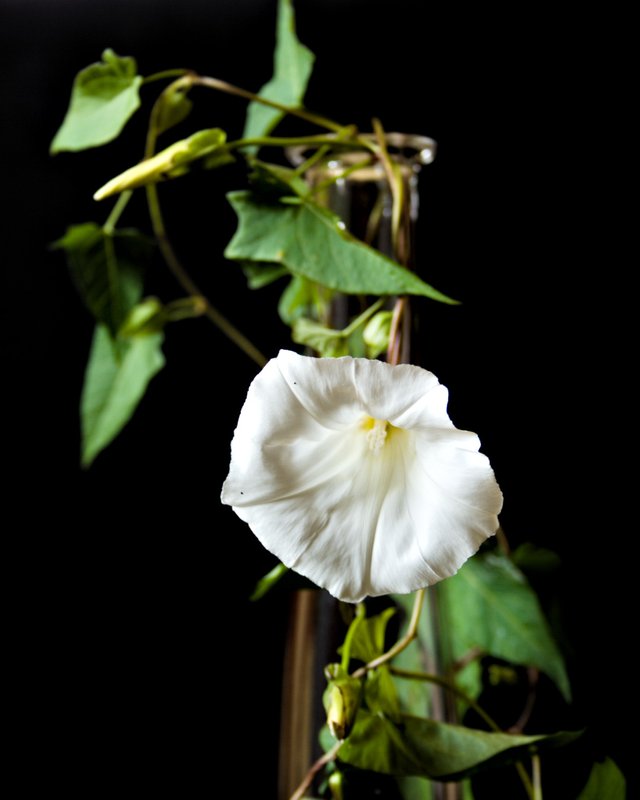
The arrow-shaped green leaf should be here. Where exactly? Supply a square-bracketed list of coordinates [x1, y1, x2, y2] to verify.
[440, 552, 572, 702]
[337, 710, 580, 781]
[50, 49, 142, 153]
[225, 191, 457, 303]
[577, 757, 626, 800]
[243, 0, 315, 141]
[52, 223, 149, 337]
[81, 322, 165, 467]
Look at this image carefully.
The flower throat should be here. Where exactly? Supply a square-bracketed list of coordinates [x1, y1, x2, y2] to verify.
[363, 417, 392, 454]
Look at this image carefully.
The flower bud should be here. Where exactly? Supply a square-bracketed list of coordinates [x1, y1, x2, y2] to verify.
[323, 664, 361, 741]
[363, 310, 393, 358]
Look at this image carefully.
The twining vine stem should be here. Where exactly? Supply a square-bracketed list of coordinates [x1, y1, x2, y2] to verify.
[145, 181, 268, 367]
[143, 80, 269, 367]
[351, 589, 425, 678]
[532, 755, 543, 800]
[288, 741, 342, 800]
[389, 666, 536, 800]
[137, 72, 383, 368]
[193, 74, 344, 133]
[101, 71, 403, 367]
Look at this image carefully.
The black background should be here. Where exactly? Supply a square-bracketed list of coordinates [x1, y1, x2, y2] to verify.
[2, 1, 629, 797]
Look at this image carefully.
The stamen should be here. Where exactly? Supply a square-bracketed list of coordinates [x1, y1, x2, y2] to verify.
[366, 418, 389, 453]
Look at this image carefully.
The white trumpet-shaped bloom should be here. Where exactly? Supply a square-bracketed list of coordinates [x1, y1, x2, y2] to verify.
[221, 350, 503, 603]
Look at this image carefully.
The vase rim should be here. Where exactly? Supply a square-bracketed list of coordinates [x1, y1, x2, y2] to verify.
[286, 132, 437, 170]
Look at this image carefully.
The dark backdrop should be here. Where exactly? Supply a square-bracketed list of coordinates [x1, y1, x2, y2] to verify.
[3, 1, 628, 797]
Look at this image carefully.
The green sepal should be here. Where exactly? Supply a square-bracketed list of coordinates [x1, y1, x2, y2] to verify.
[50, 49, 143, 153]
[118, 297, 165, 336]
[202, 148, 236, 171]
[155, 87, 193, 136]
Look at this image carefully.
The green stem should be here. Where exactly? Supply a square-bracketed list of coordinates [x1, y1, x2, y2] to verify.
[226, 132, 363, 152]
[386, 296, 406, 366]
[103, 190, 132, 235]
[142, 68, 190, 85]
[340, 603, 366, 672]
[102, 233, 121, 330]
[249, 562, 289, 602]
[309, 157, 376, 197]
[163, 296, 208, 322]
[389, 667, 536, 800]
[372, 117, 405, 260]
[389, 667, 498, 732]
[192, 74, 344, 133]
[351, 589, 425, 678]
[341, 298, 384, 337]
[144, 86, 267, 368]
[288, 740, 342, 800]
[146, 183, 267, 367]
[532, 755, 542, 800]
[291, 143, 333, 178]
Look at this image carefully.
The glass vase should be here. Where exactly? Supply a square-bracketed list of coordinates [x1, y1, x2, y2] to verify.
[277, 133, 461, 800]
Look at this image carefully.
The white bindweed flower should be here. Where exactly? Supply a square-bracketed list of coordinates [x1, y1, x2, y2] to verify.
[221, 350, 503, 603]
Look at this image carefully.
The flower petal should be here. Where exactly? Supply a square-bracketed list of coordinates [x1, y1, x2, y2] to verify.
[276, 349, 442, 429]
[221, 350, 503, 602]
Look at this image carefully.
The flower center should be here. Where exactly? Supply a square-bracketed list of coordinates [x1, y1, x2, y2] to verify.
[363, 417, 390, 453]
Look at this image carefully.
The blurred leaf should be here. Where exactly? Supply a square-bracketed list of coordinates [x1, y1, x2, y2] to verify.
[338, 711, 580, 781]
[241, 262, 289, 289]
[52, 223, 148, 336]
[50, 49, 142, 153]
[512, 542, 562, 574]
[363, 667, 400, 719]
[225, 191, 457, 303]
[249, 159, 310, 199]
[397, 777, 434, 800]
[440, 552, 571, 701]
[250, 562, 288, 601]
[81, 323, 165, 467]
[202, 148, 236, 170]
[278, 275, 318, 324]
[292, 318, 349, 357]
[319, 723, 335, 754]
[344, 607, 397, 664]
[577, 757, 626, 800]
[243, 0, 315, 142]
[94, 128, 227, 200]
